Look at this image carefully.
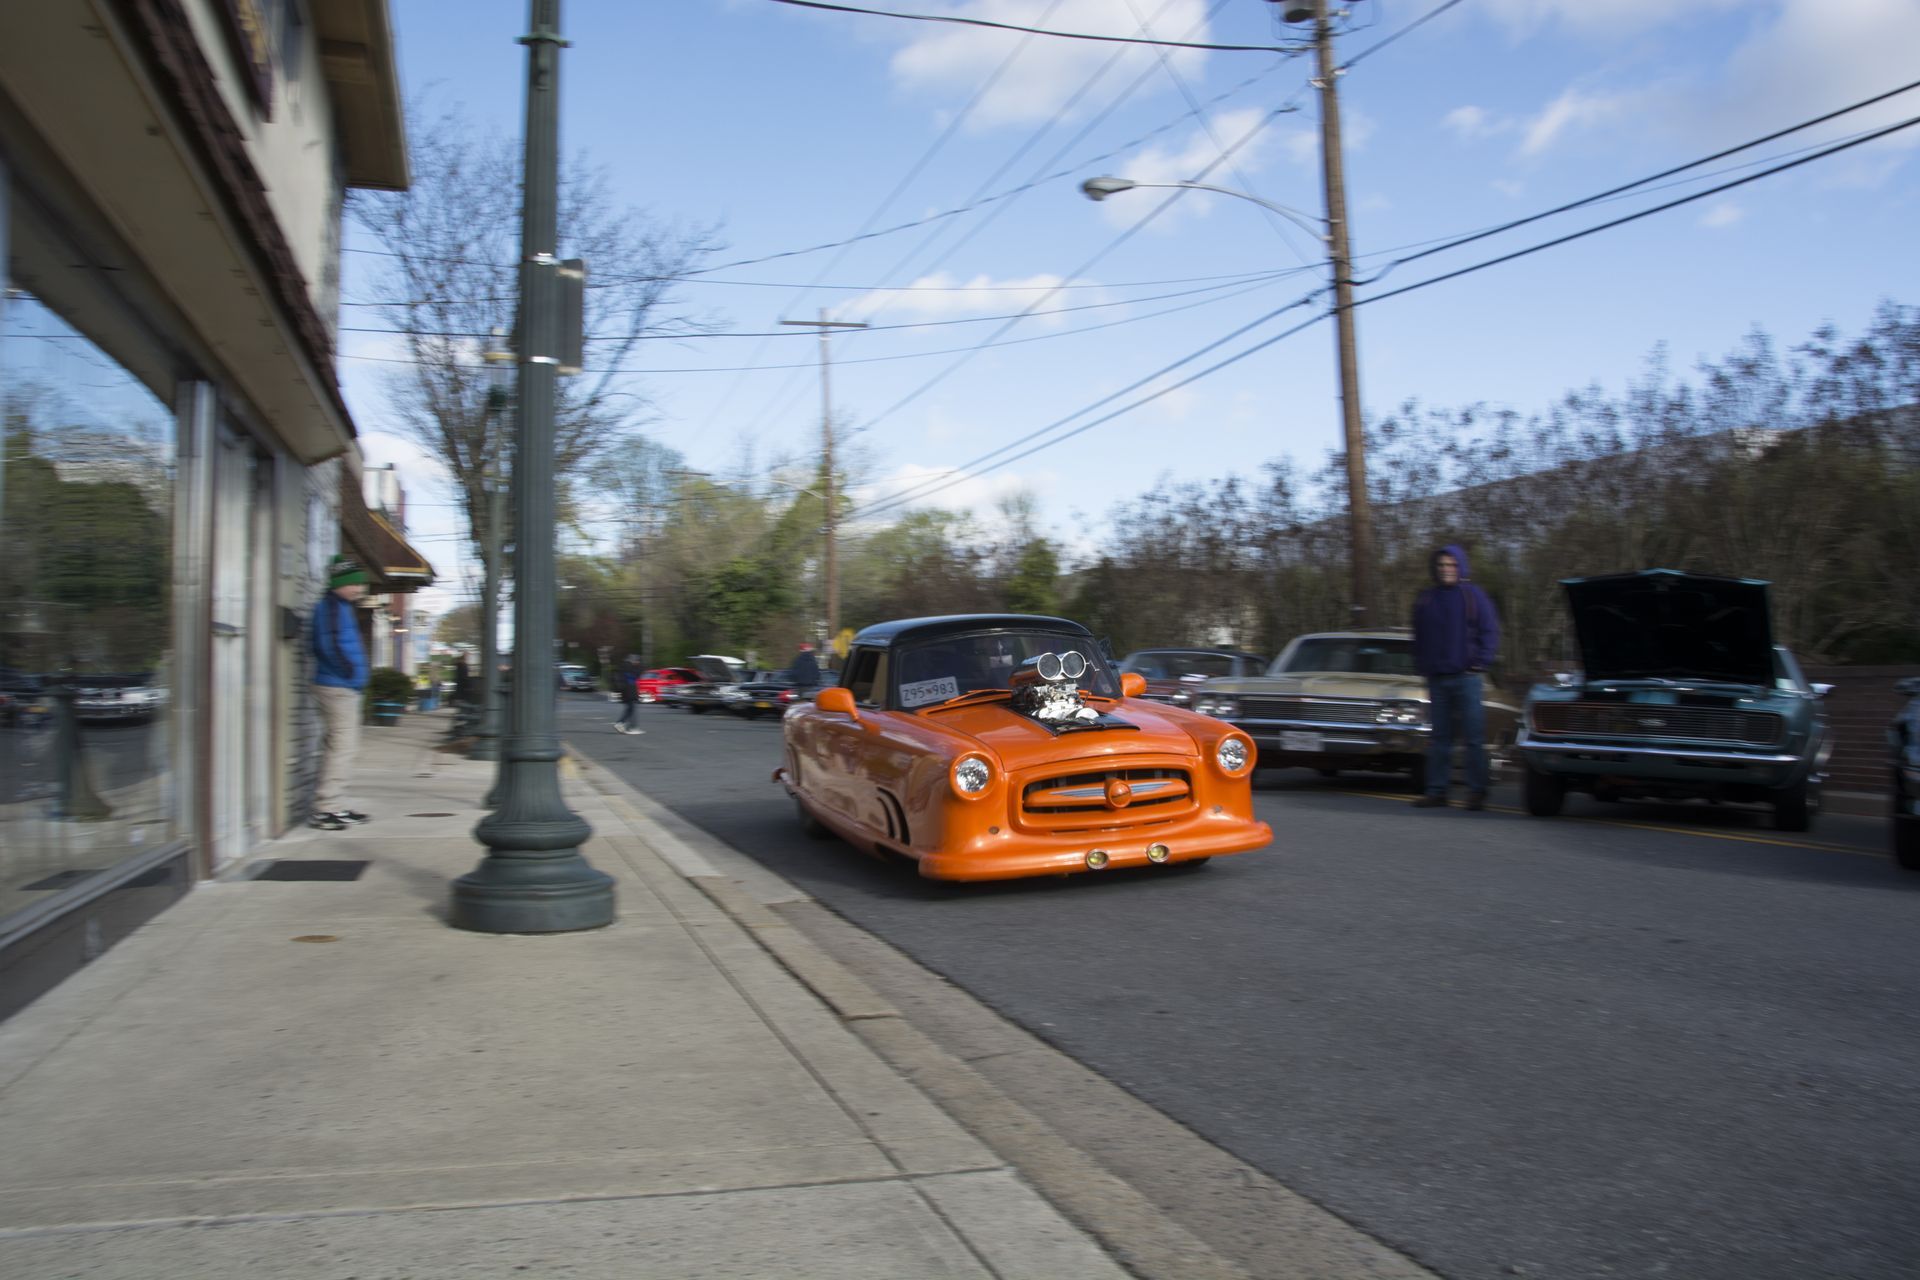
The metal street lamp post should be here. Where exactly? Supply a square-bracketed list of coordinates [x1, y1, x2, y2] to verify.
[451, 0, 615, 933]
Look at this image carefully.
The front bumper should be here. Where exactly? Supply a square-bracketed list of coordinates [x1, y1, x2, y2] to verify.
[917, 810, 1272, 881]
[1230, 717, 1428, 762]
[1517, 727, 1813, 788]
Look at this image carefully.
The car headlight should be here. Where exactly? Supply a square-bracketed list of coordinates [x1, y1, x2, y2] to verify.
[1214, 736, 1252, 775]
[1198, 697, 1241, 719]
[951, 755, 994, 798]
[1374, 700, 1427, 726]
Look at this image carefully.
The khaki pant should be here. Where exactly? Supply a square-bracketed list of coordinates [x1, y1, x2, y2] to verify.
[314, 685, 362, 814]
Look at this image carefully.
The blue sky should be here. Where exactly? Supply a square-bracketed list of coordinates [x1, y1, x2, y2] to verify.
[342, 1, 1920, 618]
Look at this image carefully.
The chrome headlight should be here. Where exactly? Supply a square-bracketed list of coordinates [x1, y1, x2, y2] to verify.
[951, 755, 994, 798]
[1198, 697, 1241, 719]
[1374, 700, 1427, 726]
[1215, 736, 1251, 775]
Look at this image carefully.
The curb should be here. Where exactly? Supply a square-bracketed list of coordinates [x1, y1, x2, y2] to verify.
[572, 752, 1261, 1280]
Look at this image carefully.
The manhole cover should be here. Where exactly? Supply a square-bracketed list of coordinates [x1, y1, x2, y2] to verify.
[254, 860, 369, 882]
[291, 935, 339, 944]
[408, 812, 456, 818]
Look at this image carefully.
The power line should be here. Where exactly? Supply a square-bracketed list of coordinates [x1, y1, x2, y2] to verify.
[1354, 107, 1920, 308]
[1339, 0, 1469, 71]
[841, 102, 1920, 520]
[763, 0, 1289, 52]
[1358, 73, 1920, 286]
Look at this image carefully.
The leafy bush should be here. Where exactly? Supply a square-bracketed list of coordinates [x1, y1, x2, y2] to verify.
[365, 667, 413, 707]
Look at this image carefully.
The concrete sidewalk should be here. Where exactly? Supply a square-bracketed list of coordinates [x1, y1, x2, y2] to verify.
[0, 711, 1130, 1279]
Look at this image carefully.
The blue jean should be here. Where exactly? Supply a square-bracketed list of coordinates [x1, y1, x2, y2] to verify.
[617, 701, 641, 729]
[1426, 672, 1487, 796]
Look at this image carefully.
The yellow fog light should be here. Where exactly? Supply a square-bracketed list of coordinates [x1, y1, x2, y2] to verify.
[1146, 843, 1171, 864]
[1085, 849, 1110, 870]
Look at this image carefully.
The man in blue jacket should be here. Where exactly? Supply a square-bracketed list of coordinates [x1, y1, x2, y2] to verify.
[1410, 543, 1501, 811]
[310, 555, 371, 830]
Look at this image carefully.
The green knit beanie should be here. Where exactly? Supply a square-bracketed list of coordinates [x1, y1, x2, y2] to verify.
[329, 554, 370, 589]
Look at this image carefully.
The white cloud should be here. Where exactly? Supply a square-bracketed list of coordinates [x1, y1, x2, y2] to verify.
[889, 0, 1212, 129]
[1698, 202, 1744, 229]
[1443, 105, 1499, 140]
[1491, 178, 1525, 198]
[850, 272, 1081, 326]
[1519, 86, 1638, 157]
[1712, 0, 1920, 164]
[1096, 108, 1294, 229]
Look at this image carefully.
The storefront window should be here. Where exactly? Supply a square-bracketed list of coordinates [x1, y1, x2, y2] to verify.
[1, 285, 177, 923]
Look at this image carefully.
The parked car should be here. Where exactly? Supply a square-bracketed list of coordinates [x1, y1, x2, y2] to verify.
[0, 671, 50, 727]
[1517, 569, 1831, 830]
[777, 613, 1271, 881]
[662, 655, 747, 713]
[556, 663, 595, 692]
[723, 672, 807, 719]
[1117, 648, 1266, 707]
[73, 674, 168, 723]
[634, 666, 703, 704]
[1890, 675, 1920, 869]
[1193, 630, 1518, 790]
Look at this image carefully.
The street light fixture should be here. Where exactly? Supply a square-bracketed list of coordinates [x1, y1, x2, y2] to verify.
[1079, 176, 1328, 243]
[1080, 151, 1376, 623]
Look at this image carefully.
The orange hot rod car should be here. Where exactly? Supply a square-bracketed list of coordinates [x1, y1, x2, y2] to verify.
[775, 614, 1273, 881]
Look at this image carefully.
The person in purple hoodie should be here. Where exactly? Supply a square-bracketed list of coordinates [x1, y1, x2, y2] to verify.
[1410, 543, 1501, 810]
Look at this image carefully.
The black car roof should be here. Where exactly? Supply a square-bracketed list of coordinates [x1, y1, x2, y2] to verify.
[850, 614, 1094, 649]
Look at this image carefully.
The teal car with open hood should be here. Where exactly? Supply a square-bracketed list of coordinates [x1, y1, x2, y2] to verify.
[1517, 570, 1831, 830]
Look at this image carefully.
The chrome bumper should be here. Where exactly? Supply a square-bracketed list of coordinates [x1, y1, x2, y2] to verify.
[1232, 718, 1428, 754]
[1517, 727, 1802, 768]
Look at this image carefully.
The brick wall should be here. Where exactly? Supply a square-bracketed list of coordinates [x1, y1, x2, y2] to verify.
[1803, 665, 1919, 796]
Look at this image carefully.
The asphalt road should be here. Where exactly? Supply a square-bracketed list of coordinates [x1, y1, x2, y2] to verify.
[562, 695, 1919, 1280]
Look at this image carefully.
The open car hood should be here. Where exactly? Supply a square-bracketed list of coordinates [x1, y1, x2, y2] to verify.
[689, 655, 744, 682]
[1562, 569, 1774, 686]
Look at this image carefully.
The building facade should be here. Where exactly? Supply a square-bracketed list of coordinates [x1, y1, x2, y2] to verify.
[0, 0, 417, 1019]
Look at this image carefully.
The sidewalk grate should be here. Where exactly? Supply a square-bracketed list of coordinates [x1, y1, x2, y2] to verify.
[407, 812, 456, 817]
[252, 860, 370, 882]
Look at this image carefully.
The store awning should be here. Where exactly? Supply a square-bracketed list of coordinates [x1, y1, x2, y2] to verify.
[340, 472, 435, 593]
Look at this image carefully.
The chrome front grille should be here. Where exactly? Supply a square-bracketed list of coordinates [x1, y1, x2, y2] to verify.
[1530, 701, 1786, 747]
[1021, 765, 1192, 831]
[1238, 697, 1378, 725]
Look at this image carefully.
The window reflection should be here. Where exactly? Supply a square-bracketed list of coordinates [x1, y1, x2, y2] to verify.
[1, 288, 176, 920]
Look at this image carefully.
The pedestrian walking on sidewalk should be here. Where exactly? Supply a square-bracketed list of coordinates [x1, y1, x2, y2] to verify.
[1410, 542, 1501, 811]
[613, 654, 644, 735]
[310, 555, 372, 830]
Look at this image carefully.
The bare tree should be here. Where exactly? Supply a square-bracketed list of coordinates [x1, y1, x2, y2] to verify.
[347, 104, 722, 584]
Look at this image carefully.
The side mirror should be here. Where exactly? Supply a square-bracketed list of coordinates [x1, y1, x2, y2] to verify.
[1810, 683, 1835, 699]
[816, 686, 859, 718]
[1551, 671, 1580, 689]
[1119, 672, 1147, 699]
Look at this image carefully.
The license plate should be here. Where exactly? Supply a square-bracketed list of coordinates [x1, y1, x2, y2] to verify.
[755, 700, 772, 709]
[1279, 730, 1324, 754]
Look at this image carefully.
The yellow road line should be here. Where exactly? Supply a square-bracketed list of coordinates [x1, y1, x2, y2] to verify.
[1322, 788, 1881, 857]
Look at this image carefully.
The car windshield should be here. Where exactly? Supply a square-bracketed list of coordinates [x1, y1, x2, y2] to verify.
[1276, 637, 1416, 677]
[894, 630, 1117, 708]
[1123, 651, 1239, 680]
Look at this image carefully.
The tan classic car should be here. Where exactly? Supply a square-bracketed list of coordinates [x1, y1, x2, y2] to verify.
[1193, 630, 1520, 791]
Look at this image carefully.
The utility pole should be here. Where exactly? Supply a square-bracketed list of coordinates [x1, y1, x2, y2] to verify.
[1304, 0, 1374, 623]
[453, 0, 614, 933]
[779, 311, 866, 661]
[468, 327, 512, 765]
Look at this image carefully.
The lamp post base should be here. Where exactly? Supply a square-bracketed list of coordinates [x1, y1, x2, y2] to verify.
[449, 852, 615, 933]
[452, 746, 615, 933]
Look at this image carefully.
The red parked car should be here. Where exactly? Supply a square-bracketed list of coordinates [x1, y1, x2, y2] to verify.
[633, 667, 702, 704]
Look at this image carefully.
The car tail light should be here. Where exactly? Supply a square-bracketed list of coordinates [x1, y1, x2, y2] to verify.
[779, 689, 796, 703]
